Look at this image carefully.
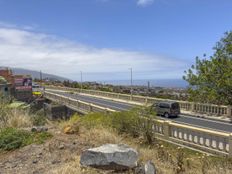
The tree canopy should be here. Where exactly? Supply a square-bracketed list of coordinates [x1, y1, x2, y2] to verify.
[183, 31, 232, 105]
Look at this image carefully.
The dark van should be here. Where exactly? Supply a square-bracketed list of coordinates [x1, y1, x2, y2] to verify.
[152, 101, 180, 118]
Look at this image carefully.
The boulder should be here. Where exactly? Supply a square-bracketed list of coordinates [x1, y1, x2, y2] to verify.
[80, 144, 138, 170]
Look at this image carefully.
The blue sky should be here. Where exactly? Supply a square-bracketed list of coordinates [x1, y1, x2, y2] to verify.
[0, 0, 231, 81]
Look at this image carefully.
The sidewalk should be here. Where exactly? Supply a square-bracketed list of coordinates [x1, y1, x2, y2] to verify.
[181, 110, 231, 123]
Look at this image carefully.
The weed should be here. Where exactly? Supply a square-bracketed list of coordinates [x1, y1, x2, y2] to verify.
[175, 147, 185, 174]
[0, 127, 52, 151]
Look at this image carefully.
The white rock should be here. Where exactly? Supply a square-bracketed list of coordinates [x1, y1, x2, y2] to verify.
[80, 144, 138, 170]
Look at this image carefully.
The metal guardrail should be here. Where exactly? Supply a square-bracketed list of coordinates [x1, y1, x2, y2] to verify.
[45, 86, 232, 118]
[44, 90, 232, 157]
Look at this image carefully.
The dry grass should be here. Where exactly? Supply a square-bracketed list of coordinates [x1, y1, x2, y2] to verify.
[49, 156, 110, 174]
[0, 106, 32, 129]
[6, 108, 32, 128]
[53, 111, 232, 174]
[79, 126, 123, 146]
[51, 120, 232, 174]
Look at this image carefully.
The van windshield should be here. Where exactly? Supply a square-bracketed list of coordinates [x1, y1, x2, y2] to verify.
[171, 103, 179, 109]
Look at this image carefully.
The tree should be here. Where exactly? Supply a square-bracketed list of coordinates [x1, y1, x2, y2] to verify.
[183, 31, 232, 105]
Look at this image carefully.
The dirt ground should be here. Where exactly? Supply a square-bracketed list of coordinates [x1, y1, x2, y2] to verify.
[0, 125, 93, 174]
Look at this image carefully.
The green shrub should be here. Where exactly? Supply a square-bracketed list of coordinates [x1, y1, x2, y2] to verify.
[31, 110, 47, 126]
[110, 109, 141, 138]
[0, 127, 52, 151]
[76, 107, 156, 145]
[0, 128, 30, 150]
[137, 107, 156, 144]
[78, 112, 111, 129]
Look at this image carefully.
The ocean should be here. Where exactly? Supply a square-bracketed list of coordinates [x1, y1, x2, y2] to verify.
[103, 79, 188, 88]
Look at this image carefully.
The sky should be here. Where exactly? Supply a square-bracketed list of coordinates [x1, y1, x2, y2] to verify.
[0, 0, 231, 82]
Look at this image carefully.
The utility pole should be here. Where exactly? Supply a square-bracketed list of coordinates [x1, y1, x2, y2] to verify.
[129, 68, 133, 100]
[40, 70, 42, 84]
[147, 81, 150, 96]
[80, 71, 83, 93]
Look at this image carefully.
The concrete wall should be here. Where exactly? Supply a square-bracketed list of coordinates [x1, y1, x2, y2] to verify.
[44, 102, 75, 120]
[0, 84, 11, 96]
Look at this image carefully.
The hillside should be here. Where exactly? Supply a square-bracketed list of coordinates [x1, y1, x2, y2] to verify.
[11, 68, 70, 82]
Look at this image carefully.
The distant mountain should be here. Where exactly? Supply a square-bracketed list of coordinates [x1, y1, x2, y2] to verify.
[10, 68, 70, 82]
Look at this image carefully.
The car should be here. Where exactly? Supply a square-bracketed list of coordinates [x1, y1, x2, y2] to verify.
[151, 101, 180, 118]
[32, 83, 43, 96]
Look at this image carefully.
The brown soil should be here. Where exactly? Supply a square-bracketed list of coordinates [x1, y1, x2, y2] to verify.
[0, 125, 92, 174]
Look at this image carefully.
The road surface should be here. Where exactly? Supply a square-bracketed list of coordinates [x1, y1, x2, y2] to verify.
[47, 90, 232, 133]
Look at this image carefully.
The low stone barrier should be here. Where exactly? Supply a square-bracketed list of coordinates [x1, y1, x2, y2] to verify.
[44, 91, 115, 114]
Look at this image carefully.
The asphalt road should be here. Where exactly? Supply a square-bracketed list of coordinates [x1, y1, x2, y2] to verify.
[47, 90, 232, 133]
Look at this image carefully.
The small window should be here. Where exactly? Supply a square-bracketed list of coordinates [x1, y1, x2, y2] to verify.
[159, 103, 170, 109]
[4, 87, 8, 92]
[171, 103, 179, 109]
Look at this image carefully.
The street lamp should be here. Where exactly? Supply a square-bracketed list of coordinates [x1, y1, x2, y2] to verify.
[129, 68, 133, 100]
[80, 71, 83, 93]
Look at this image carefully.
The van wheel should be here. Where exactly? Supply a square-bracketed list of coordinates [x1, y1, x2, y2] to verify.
[164, 113, 169, 118]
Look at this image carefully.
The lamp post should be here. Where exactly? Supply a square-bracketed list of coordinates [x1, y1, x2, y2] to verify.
[129, 68, 133, 100]
[80, 71, 83, 93]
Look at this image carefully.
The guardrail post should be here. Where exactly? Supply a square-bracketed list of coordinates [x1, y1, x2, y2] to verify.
[229, 133, 232, 157]
[163, 121, 171, 140]
[145, 97, 148, 105]
[105, 109, 109, 114]
[227, 106, 232, 119]
[190, 103, 195, 112]
[89, 104, 93, 112]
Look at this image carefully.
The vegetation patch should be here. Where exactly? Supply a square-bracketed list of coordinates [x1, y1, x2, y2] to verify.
[0, 127, 52, 151]
[31, 112, 47, 126]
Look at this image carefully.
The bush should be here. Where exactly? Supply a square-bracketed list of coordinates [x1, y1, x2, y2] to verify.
[77, 112, 111, 129]
[0, 99, 11, 128]
[110, 109, 141, 138]
[74, 107, 156, 145]
[31, 109, 47, 126]
[0, 127, 52, 151]
[0, 128, 30, 150]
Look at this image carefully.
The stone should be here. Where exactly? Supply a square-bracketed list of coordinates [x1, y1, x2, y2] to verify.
[63, 124, 79, 134]
[32, 160, 38, 164]
[144, 161, 156, 174]
[134, 163, 145, 174]
[31, 126, 48, 133]
[63, 125, 73, 134]
[51, 160, 61, 164]
[135, 161, 156, 174]
[58, 144, 65, 150]
[80, 144, 138, 170]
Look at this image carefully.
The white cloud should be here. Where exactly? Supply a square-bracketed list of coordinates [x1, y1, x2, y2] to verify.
[0, 26, 187, 81]
[137, 0, 154, 6]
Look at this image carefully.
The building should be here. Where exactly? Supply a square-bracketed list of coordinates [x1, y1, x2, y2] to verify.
[14, 75, 32, 102]
[0, 76, 11, 97]
[0, 68, 32, 102]
[0, 68, 14, 85]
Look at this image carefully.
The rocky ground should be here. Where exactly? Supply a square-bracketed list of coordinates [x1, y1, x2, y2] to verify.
[0, 124, 92, 174]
